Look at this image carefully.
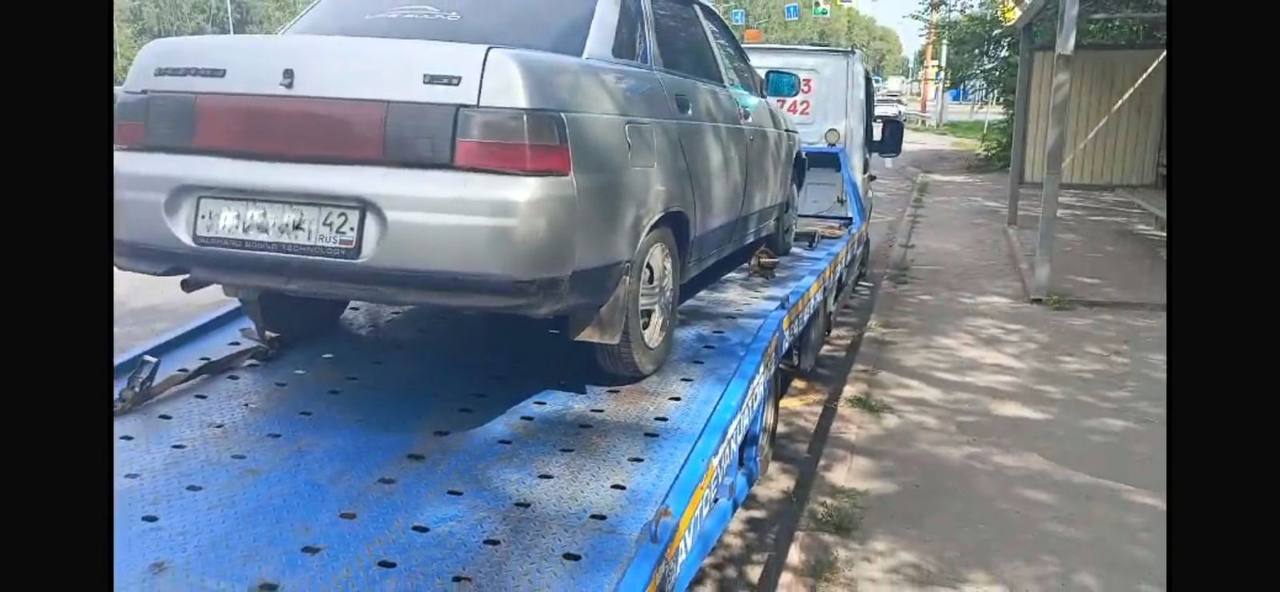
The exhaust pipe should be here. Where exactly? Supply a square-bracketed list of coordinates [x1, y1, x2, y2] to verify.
[180, 277, 213, 293]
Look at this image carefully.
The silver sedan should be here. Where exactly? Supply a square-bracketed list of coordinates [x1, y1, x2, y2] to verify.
[114, 0, 805, 378]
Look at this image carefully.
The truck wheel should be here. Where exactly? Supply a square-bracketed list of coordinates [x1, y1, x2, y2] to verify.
[767, 183, 798, 256]
[593, 226, 680, 379]
[797, 302, 828, 375]
[241, 291, 349, 340]
[756, 369, 783, 477]
[856, 233, 871, 282]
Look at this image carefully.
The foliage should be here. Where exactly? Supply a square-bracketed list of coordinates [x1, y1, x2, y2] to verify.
[806, 486, 866, 535]
[114, 1, 907, 83]
[713, 1, 905, 76]
[978, 117, 1013, 168]
[846, 392, 893, 415]
[1029, 0, 1167, 46]
[909, 0, 1165, 168]
[115, 0, 311, 84]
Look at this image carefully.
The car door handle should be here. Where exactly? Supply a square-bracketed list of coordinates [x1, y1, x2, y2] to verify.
[673, 94, 693, 116]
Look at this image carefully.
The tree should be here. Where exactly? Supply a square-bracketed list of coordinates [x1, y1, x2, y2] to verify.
[712, 0, 905, 74]
[114, 0, 313, 84]
[910, 0, 1165, 167]
[113, 1, 909, 89]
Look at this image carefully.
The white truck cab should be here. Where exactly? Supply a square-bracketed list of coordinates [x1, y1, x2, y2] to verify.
[746, 45, 896, 219]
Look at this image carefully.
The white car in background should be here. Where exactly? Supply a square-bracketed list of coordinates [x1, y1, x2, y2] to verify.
[874, 95, 905, 121]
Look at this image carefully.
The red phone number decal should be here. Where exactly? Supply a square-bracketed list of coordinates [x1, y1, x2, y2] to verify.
[776, 78, 814, 116]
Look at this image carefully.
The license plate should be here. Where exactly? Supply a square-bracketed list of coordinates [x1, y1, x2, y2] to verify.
[193, 197, 364, 260]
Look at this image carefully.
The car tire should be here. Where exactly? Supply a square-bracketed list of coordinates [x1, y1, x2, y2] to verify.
[767, 182, 798, 256]
[242, 292, 349, 340]
[593, 226, 680, 379]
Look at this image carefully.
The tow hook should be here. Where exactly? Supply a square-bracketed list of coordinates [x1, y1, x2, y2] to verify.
[749, 247, 779, 279]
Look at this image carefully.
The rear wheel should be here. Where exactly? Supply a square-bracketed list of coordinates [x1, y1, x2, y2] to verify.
[766, 183, 798, 256]
[241, 291, 349, 340]
[593, 226, 680, 379]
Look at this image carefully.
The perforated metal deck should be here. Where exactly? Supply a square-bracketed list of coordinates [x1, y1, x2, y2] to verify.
[114, 228, 858, 591]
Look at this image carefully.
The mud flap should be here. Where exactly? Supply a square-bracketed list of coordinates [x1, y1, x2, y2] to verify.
[221, 286, 275, 343]
[568, 263, 630, 345]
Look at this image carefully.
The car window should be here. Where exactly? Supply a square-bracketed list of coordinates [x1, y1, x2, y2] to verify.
[285, 0, 599, 57]
[700, 5, 759, 95]
[612, 0, 650, 64]
[650, 0, 722, 83]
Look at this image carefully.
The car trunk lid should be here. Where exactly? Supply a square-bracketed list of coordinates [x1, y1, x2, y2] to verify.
[117, 35, 486, 165]
[122, 34, 486, 105]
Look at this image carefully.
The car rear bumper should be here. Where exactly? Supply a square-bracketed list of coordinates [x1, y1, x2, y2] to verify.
[115, 241, 624, 316]
[114, 151, 616, 315]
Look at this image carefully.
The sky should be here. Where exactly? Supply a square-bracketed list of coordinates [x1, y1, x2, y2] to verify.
[855, 0, 924, 65]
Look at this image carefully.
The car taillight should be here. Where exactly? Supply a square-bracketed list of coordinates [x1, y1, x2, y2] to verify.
[114, 93, 148, 148]
[110, 92, 457, 167]
[453, 108, 571, 176]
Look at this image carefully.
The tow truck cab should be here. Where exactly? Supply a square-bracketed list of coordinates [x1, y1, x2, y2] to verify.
[746, 45, 902, 221]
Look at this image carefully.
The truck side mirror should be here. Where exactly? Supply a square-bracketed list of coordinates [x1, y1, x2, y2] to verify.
[764, 70, 800, 98]
[873, 118, 904, 158]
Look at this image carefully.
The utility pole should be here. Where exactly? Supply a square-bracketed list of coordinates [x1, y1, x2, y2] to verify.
[934, 1, 951, 127]
[1032, 0, 1080, 299]
[920, 2, 938, 114]
[226, 0, 235, 34]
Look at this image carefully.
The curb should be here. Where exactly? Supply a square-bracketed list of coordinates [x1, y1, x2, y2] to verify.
[889, 173, 925, 272]
[775, 173, 925, 591]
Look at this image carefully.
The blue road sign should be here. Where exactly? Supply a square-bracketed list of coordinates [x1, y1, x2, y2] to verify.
[784, 3, 801, 21]
[730, 8, 746, 26]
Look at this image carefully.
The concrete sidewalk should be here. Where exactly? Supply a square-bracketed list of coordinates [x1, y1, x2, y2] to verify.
[1008, 183, 1166, 307]
[783, 159, 1167, 590]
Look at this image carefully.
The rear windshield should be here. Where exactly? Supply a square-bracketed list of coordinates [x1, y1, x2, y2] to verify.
[285, 0, 599, 56]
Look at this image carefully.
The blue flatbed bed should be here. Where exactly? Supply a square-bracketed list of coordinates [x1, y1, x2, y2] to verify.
[114, 149, 868, 592]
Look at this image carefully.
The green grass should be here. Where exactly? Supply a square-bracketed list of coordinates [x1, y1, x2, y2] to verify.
[806, 486, 868, 536]
[847, 394, 893, 416]
[1043, 294, 1075, 311]
[939, 120, 992, 141]
[807, 549, 843, 588]
[911, 119, 1004, 142]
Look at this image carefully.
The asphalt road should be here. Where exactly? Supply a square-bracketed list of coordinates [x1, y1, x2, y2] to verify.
[113, 269, 231, 357]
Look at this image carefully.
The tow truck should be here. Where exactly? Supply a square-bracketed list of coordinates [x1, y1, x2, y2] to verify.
[113, 52, 901, 592]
